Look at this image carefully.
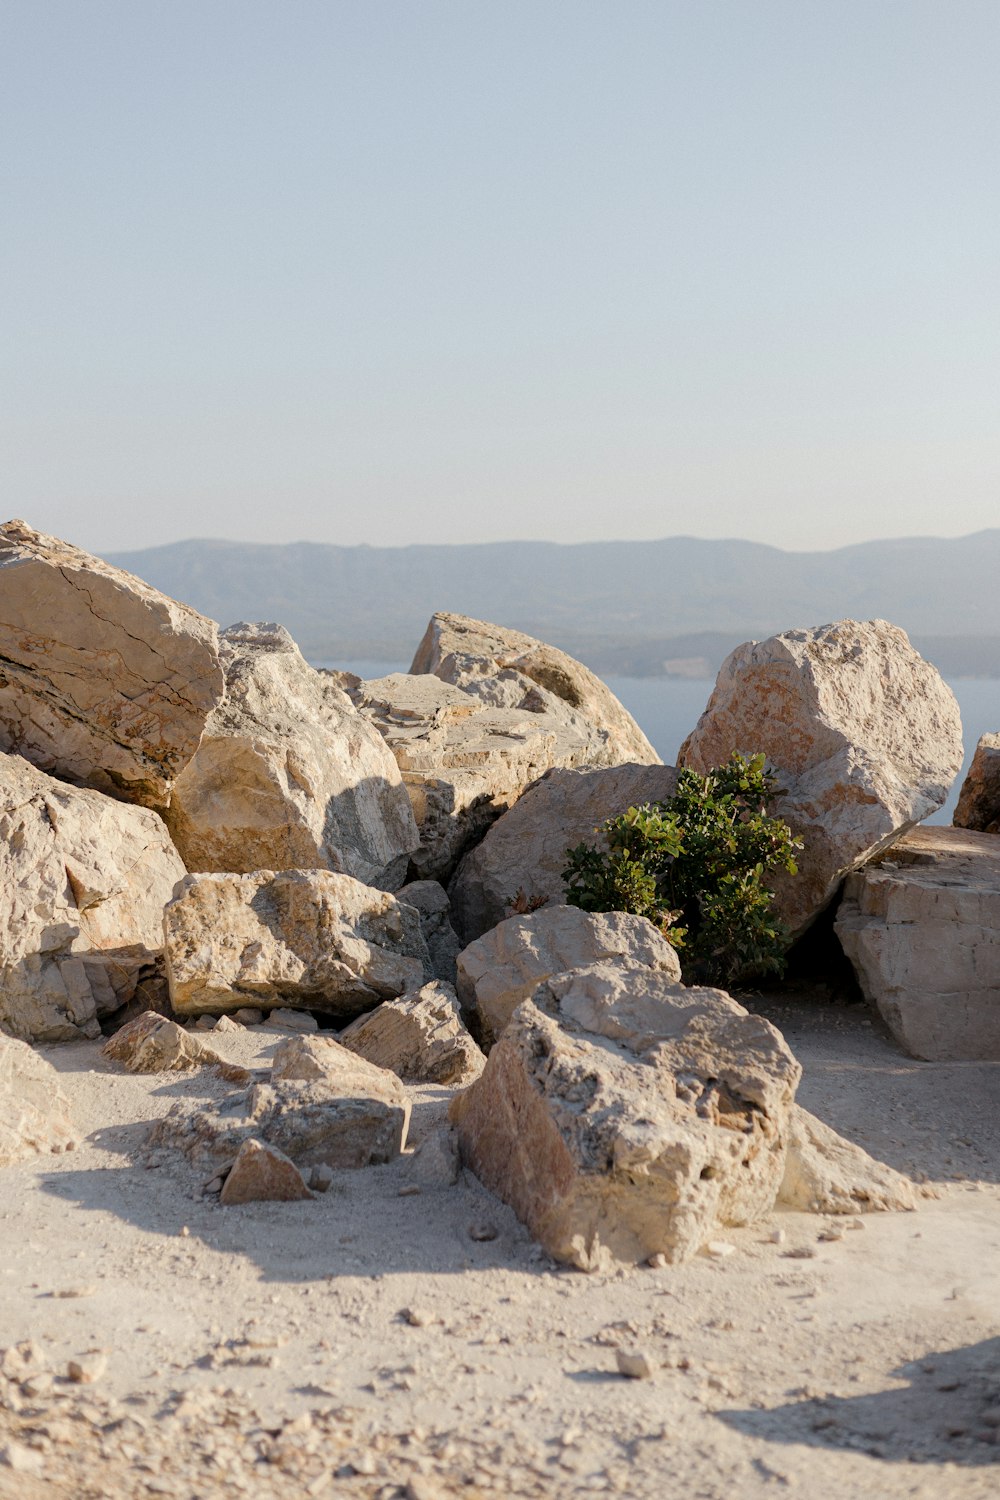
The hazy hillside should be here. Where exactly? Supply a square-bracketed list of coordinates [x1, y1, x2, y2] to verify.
[107, 532, 1000, 677]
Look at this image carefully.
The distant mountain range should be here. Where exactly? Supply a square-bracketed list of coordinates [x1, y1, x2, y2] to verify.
[107, 531, 1000, 679]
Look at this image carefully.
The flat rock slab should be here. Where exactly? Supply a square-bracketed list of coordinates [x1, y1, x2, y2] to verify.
[0, 1034, 77, 1167]
[450, 961, 800, 1270]
[0, 519, 223, 807]
[680, 620, 963, 937]
[337, 981, 485, 1085]
[164, 870, 429, 1019]
[456, 905, 682, 1046]
[836, 825, 1000, 1061]
[218, 1138, 314, 1205]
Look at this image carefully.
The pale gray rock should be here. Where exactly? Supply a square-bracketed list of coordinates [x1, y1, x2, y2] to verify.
[218, 1138, 314, 1205]
[448, 763, 680, 943]
[337, 981, 485, 1084]
[165, 623, 417, 888]
[163, 870, 429, 1020]
[456, 906, 681, 1047]
[954, 732, 1000, 835]
[398, 880, 463, 985]
[679, 620, 963, 936]
[0, 518, 223, 807]
[450, 961, 801, 1270]
[0, 752, 187, 1042]
[0, 1033, 76, 1167]
[836, 825, 1000, 1060]
[779, 1105, 919, 1213]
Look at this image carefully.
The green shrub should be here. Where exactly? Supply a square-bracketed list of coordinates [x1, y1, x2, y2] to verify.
[562, 752, 801, 987]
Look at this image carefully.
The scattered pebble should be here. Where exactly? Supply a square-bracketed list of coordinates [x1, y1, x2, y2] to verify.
[468, 1222, 498, 1242]
[401, 1307, 433, 1328]
[0, 1440, 44, 1474]
[704, 1240, 735, 1259]
[647, 1253, 669, 1269]
[398, 1184, 422, 1197]
[616, 1348, 655, 1380]
[67, 1353, 108, 1385]
[769, 1228, 786, 1245]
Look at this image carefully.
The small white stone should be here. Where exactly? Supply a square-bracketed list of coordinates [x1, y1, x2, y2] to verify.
[704, 1240, 735, 1259]
[616, 1348, 655, 1380]
[769, 1228, 786, 1245]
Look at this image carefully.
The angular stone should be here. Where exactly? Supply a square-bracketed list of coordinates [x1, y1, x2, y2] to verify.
[0, 1033, 76, 1167]
[219, 1138, 314, 1205]
[954, 733, 1000, 835]
[779, 1105, 918, 1214]
[0, 518, 223, 807]
[101, 1010, 226, 1074]
[0, 752, 187, 1042]
[836, 825, 1000, 1060]
[165, 623, 417, 888]
[338, 981, 485, 1085]
[398, 880, 463, 985]
[163, 870, 429, 1019]
[448, 763, 680, 943]
[270, 1033, 408, 1101]
[456, 906, 682, 1046]
[411, 612, 660, 765]
[449, 962, 800, 1270]
[679, 620, 963, 936]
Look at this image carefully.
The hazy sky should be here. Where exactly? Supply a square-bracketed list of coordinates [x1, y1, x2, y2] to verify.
[2, 2, 997, 554]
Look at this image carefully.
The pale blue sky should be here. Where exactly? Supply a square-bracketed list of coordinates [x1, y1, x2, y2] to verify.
[2, 1, 997, 552]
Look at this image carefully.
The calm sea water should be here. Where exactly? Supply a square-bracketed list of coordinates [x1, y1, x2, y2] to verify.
[328, 661, 997, 828]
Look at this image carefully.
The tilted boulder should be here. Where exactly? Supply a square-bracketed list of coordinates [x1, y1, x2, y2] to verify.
[779, 1105, 919, 1214]
[449, 962, 800, 1270]
[0, 752, 187, 1042]
[337, 981, 485, 1085]
[448, 763, 680, 943]
[164, 870, 429, 1020]
[398, 880, 462, 985]
[0, 519, 223, 807]
[679, 620, 963, 936]
[164, 623, 417, 889]
[412, 612, 660, 765]
[954, 733, 1000, 835]
[456, 906, 681, 1047]
[836, 826, 1000, 1061]
[102, 1010, 227, 1074]
[0, 1034, 77, 1167]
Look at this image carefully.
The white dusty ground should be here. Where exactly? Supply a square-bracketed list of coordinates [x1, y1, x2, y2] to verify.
[2, 998, 999, 1500]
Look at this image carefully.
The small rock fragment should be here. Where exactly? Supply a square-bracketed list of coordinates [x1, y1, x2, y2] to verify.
[0, 1440, 44, 1474]
[401, 1307, 433, 1328]
[67, 1353, 108, 1384]
[233, 1008, 264, 1026]
[704, 1240, 735, 1259]
[219, 1138, 314, 1205]
[308, 1163, 334, 1193]
[616, 1348, 655, 1380]
[468, 1221, 498, 1242]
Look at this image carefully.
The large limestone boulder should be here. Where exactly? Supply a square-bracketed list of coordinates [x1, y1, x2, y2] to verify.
[0, 1034, 76, 1167]
[679, 620, 963, 936]
[836, 825, 1000, 1061]
[448, 763, 680, 943]
[163, 870, 429, 1020]
[164, 623, 417, 889]
[954, 733, 1000, 835]
[337, 981, 485, 1085]
[450, 962, 800, 1270]
[456, 906, 681, 1047]
[0, 519, 223, 807]
[0, 752, 187, 1043]
[412, 612, 659, 765]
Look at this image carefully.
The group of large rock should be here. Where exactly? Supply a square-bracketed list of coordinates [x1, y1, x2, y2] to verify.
[0, 517, 991, 1268]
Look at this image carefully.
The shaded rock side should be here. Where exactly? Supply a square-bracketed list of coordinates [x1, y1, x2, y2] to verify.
[0, 751, 187, 1043]
[398, 880, 462, 985]
[448, 763, 680, 943]
[779, 1105, 918, 1214]
[0, 518, 223, 807]
[163, 870, 429, 1019]
[101, 1010, 227, 1074]
[456, 906, 681, 1046]
[835, 825, 1000, 1061]
[337, 981, 485, 1085]
[954, 733, 1000, 835]
[165, 623, 417, 888]
[679, 619, 963, 937]
[0, 1033, 76, 1167]
[449, 961, 800, 1270]
[411, 611, 660, 765]
[218, 1138, 313, 1204]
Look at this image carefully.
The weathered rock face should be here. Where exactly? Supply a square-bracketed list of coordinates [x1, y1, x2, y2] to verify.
[779, 1105, 919, 1214]
[397, 880, 462, 985]
[337, 981, 486, 1085]
[448, 763, 680, 943]
[679, 620, 963, 936]
[836, 826, 1000, 1061]
[270, 1033, 410, 1104]
[456, 906, 681, 1047]
[0, 1034, 76, 1167]
[218, 1138, 313, 1205]
[412, 612, 660, 765]
[0, 519, 223, 808]
[954, 733, 1000, 835]
[450, 962, 801, 1270]
[165, 624, 417, 889]
[163, 870, 429, 1019]
[0, 752, 187, 1043]
[101, 1011, 226, 1074]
